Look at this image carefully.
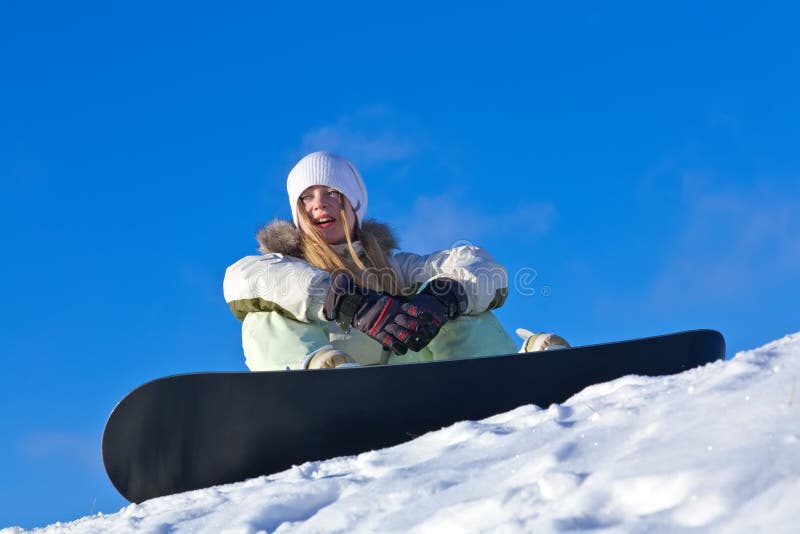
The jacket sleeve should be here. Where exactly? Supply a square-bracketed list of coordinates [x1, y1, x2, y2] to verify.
[392, 245, 509, 315]
[223, 253, 330, 323]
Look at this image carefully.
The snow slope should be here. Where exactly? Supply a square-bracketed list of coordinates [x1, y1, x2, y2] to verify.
[5, 333, 800, 533]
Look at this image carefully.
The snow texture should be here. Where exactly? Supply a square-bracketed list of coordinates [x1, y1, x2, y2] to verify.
[4, 333, 800, 533]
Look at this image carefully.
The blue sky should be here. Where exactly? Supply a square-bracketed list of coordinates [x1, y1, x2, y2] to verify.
[2, 1, 799, 528]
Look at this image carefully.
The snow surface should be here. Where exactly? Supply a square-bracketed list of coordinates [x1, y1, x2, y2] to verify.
[5, 333, 800, 533]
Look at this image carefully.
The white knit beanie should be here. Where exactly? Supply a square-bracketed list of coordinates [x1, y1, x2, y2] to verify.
[286, 151, 368, 227]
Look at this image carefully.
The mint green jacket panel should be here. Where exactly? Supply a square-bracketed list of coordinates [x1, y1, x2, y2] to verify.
[423, 312, 517, 360]
[241, 310, 517, 371]
[241, 311, 388, 371]
[241, 311, 329, 371]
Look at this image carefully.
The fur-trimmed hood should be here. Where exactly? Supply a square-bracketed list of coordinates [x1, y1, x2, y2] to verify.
[256, 219, 399, 259]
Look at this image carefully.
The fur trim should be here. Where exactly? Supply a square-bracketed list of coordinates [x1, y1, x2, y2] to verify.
[257, 219, 303, 256]
[362, 219, 399, 252]
[256, 218, 399, 258]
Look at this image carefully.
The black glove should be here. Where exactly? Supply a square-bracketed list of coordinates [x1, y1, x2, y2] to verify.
[323, 273, 439, 354]
[417, 277, 469, 320]
[401, 277, 468, 337]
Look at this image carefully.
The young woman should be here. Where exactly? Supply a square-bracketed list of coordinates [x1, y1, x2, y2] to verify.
[224, 151, 566, 371]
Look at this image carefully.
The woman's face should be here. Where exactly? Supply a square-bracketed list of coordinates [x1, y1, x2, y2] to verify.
[298, 185, 356, 244]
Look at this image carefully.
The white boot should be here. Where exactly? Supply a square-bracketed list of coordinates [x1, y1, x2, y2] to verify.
[516, 328, 571, 353]
[303, 345, 360, 369]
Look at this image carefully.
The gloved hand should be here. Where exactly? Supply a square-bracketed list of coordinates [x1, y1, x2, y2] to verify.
[402, 277, 469, 335]
[323, 273, 438, 354]
[305, 346, 358, 369]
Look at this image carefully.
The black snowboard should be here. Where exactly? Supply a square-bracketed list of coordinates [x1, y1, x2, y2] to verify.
[103, 329, 725, 503]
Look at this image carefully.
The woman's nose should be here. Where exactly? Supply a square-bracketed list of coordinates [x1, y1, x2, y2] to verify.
[309, 192, 328, 210]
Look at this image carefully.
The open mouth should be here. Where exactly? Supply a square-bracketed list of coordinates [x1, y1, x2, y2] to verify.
[314, 217, 336, 229]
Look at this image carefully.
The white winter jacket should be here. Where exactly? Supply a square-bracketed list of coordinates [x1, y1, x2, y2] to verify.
[223, 220, 511, 369]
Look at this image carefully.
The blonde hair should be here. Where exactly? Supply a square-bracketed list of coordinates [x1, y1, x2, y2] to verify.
[297, 194, 403, 295]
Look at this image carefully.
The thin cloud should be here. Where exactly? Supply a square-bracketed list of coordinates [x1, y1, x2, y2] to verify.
[398, 193, 556, 253]
[301, 106, 419, 167]
[19, 430, 102, 472]
[647, 174, 800, 307]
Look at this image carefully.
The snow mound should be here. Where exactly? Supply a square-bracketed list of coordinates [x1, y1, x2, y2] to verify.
[6, 333, 800, 533]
